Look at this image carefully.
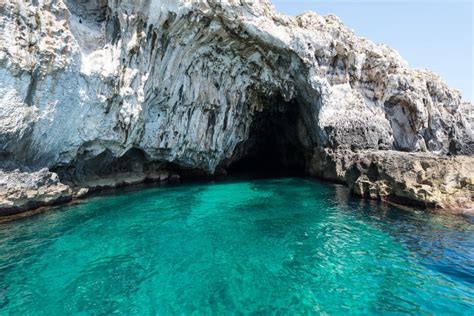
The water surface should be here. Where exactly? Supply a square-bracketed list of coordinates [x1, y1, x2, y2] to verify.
[0, 178, 473, 314]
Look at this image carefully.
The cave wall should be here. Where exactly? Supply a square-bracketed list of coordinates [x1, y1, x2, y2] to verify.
[0, 0, 472, 180]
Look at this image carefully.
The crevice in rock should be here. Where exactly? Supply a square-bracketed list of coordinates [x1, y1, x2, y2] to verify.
[106, 13, 121, 44]
[225, 94, 311, 177]
[384, 97, 419, 151]
[24, 68, 39, 106]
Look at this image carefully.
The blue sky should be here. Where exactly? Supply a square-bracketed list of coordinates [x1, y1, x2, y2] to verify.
[272, 0, 473, 102]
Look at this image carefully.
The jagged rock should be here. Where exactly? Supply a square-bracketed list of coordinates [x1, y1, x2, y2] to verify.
[0, 167, 180, 216]
[309, 149, 473, 212]
[0, 0, 472, 215]
[0, 169, 72, 215]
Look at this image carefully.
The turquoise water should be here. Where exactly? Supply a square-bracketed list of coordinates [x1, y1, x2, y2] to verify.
[0, 178, 473, 315]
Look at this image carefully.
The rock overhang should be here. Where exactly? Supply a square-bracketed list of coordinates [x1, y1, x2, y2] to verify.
[0, 0, 472, 215]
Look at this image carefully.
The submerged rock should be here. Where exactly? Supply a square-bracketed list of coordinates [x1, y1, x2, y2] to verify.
[0, 0, 472, 215]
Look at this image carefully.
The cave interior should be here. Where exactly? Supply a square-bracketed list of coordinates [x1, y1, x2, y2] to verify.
[226, 95, 309, 177]
[53, 93, 311, 182]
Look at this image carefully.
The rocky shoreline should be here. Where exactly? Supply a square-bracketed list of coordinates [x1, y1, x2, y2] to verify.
[0, 169, 72, 217]
[1, 0, 473, 218]
[0, 168, 180, 217]
[2, 149, 472, 219]
[309, 150, 473, 213]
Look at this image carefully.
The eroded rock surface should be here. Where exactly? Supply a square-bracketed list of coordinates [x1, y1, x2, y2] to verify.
[309, 150, 473, 212]
[0, 169, 72, 215]
[0, 0, 472, 215]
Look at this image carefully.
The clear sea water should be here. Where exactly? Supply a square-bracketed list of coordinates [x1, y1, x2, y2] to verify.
[0, 177, 473, 315]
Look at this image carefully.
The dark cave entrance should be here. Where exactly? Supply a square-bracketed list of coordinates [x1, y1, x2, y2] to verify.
[226, 96, 310, 177]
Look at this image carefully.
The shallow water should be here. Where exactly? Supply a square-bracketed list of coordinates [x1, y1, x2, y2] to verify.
[0, 177, 473, 315]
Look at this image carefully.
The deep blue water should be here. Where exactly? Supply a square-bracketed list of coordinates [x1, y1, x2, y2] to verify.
[0, 177, 473, 314]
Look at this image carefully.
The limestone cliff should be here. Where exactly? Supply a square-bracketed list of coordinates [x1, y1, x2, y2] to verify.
[0, 0, 473, 215]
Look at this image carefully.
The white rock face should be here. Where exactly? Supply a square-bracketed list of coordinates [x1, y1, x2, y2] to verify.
[0, 0, 473, 213]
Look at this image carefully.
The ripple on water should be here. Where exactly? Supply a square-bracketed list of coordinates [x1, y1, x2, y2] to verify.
[0, 177, 473, 315]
